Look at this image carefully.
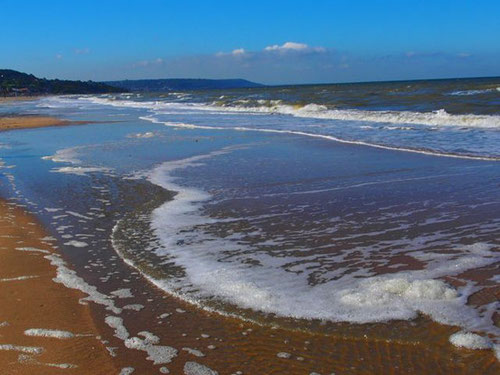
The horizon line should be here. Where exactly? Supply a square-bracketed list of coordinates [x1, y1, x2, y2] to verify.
[2, 67, 500, 88]
[100, 74, 500, 87]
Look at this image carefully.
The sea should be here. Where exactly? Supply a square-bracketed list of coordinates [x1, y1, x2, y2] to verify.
[1, 77, 499, 365]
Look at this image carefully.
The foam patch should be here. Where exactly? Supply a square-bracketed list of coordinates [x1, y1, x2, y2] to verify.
[24, 328, 75, 339]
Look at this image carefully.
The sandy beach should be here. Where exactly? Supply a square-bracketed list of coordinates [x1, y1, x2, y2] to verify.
[2, 2, 499, 373]
[0, 180, 497, 374]
[0, 199, 117, 374]
[0, 96, 42, 104]
[0, 115, 88, 132]
[0, 99, 498, 374]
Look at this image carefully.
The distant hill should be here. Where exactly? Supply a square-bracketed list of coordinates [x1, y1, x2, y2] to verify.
[0, 69, 124, 96]
[105, 78, 264, 92]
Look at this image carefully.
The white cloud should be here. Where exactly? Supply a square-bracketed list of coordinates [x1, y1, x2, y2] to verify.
[216, 48, 247, 57]
[74, 48, 90, 55]
[132, 58, 164, 68]
[232, 48, 246, 55]
[215, 42, 326, 59]
[264, 42, 325, 53]
[265, 42, 307, 51]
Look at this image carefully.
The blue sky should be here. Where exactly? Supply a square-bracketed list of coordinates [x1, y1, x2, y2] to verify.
[1, 0, 499, 84]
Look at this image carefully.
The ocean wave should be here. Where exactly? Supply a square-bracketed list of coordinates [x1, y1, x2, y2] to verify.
[42, 145, 114, 176]
[140, 115, 500, 161]
[208, 102, 500, 129]
[448, 87, 500, 96]
[78, 96, 500, 129]
[40, 96, 499, 160]
[111, 148, 499, 356]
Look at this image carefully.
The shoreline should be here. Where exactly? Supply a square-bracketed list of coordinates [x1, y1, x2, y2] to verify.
[0, 115, 90, 132]
[89, 173, 500, 374]
[2, 184, 498, 375]
[0, 104, 498, 373]
[0, 199, 117, 374]
[0, 96, 44, 103]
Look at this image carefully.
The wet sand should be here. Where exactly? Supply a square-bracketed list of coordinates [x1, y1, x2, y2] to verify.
[97, 179, 500, 375]
[0, 115, 88, 132]
[3, 184, 498, 374]
[0, 96, 42, 103]
[0, 199, 117, 374]
[0, 113, 498, 374]
[91, 277, 500, 375]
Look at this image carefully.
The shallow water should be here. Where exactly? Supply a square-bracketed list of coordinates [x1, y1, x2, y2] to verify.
[71, 76, 500, 160]
[1, 81, 499, 365]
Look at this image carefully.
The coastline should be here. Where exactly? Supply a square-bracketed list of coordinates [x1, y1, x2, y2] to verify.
[0, 96, 43, 103]
[0, 103, 498, 373]
[0, 115, 89, 132]
[0, 199, 117, 374]
[104, 173, 500, 374]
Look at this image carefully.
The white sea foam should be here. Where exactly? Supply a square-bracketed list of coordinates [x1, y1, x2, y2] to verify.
[111, 288, 133, 298]
[449, 331, 492, 350]
[0, 275, 39, 282]
[15, 247, 50, 254]
[44, 207, 62, 212]
[24, 328, 75, 339]
[137, 331, 160, 344]
[43, 362, 77, 369]
[105, 316, 178, 364]
[47, 95, 500, 161]
[17, 353, 77, 368]
[63, 240, 88, 248]
[42, 147, 81, 164]
[66, 211, 92, 220]
[141, 115, 500, 161]
[123, 304, 144, 311]
[105, 316, 129, 340]
[52, 166, 112, 176]
[63, 93, 499, 360]
[119, 368, 135, 375]
[125, 335, 177, 364]
[80, 95, 500, 129]
[183, 361, 218, 375]
[45, 254, 121, 314]
[43, 145, 113, 176]
[182, 347, 205, 357]
[210, 102, 500, 129]
[0, 344, 44, 354]
[113, 147, 498, 360]
[449, 88, 500, 96]
[127, 131, 156, 138]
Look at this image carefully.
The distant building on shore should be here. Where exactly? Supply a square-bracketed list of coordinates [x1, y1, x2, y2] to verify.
[11, 87, 31, 96]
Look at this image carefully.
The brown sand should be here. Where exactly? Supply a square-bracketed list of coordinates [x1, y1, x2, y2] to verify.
[0, 96, 42, 104]
[0, 200, 497, 374]
[0, 115, 88, 132]
[0, 199, 117, 374]
[92, 280, 500, 375]
[0, 111, 500, 375]
[0, 107, 497, 373]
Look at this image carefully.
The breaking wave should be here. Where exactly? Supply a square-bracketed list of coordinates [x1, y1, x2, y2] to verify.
[78, 95, 500, 129]
[207, 102, 500, 129]
[448, 87, 500, 96]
